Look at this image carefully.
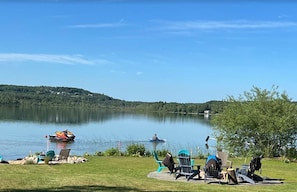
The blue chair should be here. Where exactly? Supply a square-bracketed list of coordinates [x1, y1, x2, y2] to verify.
[46, 150, 55, 160]
[178, 149, 190, 156]
[37, 153, 45, 163]
[37, 150, 55, 163]
[178, 149, 194, 166]
[204, 155, 222, 183]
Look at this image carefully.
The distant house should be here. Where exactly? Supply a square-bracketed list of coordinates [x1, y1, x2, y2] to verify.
[204, 110, 210, 119]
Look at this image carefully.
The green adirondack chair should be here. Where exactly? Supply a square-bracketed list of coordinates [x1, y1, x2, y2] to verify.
[153, 151, 167, 173]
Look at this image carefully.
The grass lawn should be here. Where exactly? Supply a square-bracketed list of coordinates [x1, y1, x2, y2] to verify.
[0, 156, 296, 192]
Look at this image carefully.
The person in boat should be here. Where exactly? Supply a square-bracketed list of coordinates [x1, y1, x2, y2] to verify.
[152, 133, 159, 141]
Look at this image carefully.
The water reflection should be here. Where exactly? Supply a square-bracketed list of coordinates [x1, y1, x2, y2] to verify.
[0, 106, 215, 160]
[0, 105, 120, 124]
[54, 141, 71, 149]
[0, 105, 210, 125]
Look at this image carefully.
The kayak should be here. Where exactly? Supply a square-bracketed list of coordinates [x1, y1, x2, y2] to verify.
[149, 138, 166, 142]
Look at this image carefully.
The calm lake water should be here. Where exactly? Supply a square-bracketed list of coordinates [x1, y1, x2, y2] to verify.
[0, 106, 216, 160]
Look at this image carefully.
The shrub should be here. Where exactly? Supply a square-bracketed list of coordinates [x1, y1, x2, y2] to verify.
[155, 149, 170, 157]
[83, 152, 90, 157]
[44, 156, 52, 164]
[126, 143, 145, 156]
[285, 147, 297, 161]
[94, 151, 104, 156]
[105, 147, 121, 156]
[145, 150, 151, 157]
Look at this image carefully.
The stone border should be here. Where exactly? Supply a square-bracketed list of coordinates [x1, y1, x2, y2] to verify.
[6, 155, 87, 165]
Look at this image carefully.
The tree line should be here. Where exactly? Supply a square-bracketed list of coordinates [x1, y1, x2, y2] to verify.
[0, 85, 226, 114]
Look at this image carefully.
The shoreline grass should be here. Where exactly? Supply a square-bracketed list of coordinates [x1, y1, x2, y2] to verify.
[0, 156, 296, 191]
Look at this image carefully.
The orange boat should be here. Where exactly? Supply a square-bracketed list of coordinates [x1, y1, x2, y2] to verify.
[49, 129, 75, 142]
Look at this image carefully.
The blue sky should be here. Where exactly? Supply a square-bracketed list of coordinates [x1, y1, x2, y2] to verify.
[1, 1, 297, 103]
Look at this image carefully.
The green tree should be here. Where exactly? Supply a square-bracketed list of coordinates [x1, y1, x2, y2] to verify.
[212, 86, 297, 158]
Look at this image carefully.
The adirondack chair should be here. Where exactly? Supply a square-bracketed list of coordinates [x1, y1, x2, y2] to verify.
[177, 149, 194, 167]
[37, 150, 55, 164]
[162, 152, 176, 174]
[175, 149, 200, 181]
[46, 150, 55, 160]
[54, 148, 71, 162]
[216, 151, 232, 169]
[204, 155, 222, 183]
[153, 151, 167, 173]
[236, 156, 263, 184]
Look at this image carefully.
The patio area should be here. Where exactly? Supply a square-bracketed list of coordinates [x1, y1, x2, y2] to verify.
[147, 170, 284, 185]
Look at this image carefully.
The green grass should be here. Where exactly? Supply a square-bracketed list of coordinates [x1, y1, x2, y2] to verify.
[0, 156, 296, 191]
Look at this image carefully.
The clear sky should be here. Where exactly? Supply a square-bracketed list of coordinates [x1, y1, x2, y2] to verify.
[1, 0, 297, 103]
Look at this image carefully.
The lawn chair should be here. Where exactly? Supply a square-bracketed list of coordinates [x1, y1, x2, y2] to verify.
[216, 151, 232, 169]
[176, 149, 200, 181]
[37, 150, 56, 164]
[46, 150, 55, 160]
[153, 151, 167, 173]
[236, 156, 263, 184]
[204, 155, 222, 183]
[162, 152, 176, 174]
[54, 148, 71, 162]
[176, 149, 195, 167]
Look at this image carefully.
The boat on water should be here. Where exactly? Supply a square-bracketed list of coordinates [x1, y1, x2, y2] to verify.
[49, 130, 75, 142]
[149, 138, 166, 142]
[149, 133, 166, 142]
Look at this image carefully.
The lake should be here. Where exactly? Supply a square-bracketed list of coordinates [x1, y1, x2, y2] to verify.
[0, 106, 216, 160]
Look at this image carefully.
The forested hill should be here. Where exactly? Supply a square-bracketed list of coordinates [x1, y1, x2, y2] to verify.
[0, 84, 226, 114]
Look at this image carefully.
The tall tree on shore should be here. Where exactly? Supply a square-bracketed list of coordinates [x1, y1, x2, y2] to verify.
[212, 85, 297, 157]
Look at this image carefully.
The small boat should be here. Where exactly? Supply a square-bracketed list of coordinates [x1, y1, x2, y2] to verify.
[149, 138, 166, 143]
[49, 130, 75, 142]
[149, 133, 166, 142]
